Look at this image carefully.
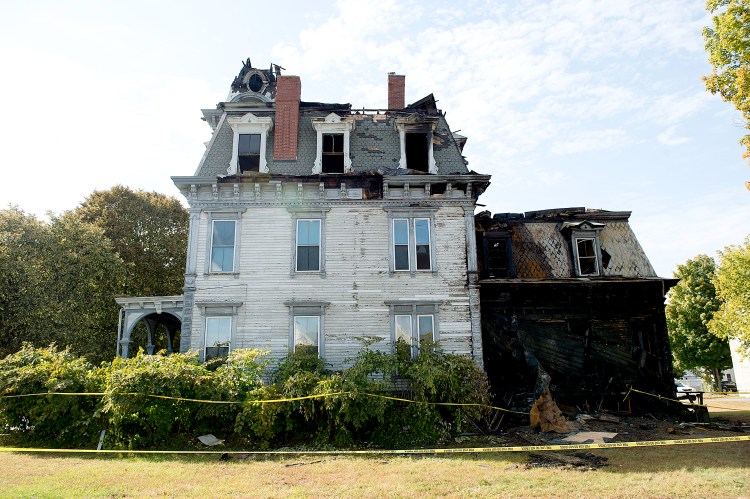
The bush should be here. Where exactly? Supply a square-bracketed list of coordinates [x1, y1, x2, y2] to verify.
[0, 343, 103, 447]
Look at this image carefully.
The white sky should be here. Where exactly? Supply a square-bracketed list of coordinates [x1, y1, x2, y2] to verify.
[1, 0, 748, 277]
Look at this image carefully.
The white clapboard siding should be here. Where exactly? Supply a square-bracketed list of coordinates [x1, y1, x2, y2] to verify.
[188, 204, 474, 368]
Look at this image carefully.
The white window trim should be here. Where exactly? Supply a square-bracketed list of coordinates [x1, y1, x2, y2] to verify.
[387, 301, 440, 358]
[394, 115, 438, 174]
[385, 208, 436, 275]
[288, 208, 329, 276]
[572, 235, 601, 277]
[204, 211, 244, 275]
[311, 113, 355, 174]
[228, 112, 273, 174]
[293, 315, 321, 353]
[285, 301, 329, 358]
[295, 219, 322, 273]
[196, 301, 242, 362]
[204, 316, 232, 361]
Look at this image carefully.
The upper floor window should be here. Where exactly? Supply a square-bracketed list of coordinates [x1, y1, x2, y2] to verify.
[563, 220, 605, 277]
[386, 208, 436, 274]
[210, 220, 236, 272]
[322, 134, 344, 173]
[296, 219, 321, 272]
[395, 115, 439, 174]
[228, 112, 273, 174]
[482, 235, 514, 278]
[238, 134, 261, 172]
[312, 113, 354, 174]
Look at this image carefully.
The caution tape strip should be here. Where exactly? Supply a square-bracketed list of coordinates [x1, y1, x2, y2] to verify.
[0, 436, 747, 455]
[623, 386, 745, 412]
[0, 391, 529, 414]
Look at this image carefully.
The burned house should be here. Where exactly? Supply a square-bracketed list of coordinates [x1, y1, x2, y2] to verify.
[116, 60, 490, 367]
[476, 208, 677, 411]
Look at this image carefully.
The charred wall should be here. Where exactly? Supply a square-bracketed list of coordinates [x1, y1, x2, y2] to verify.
[481, 279, 675, 412]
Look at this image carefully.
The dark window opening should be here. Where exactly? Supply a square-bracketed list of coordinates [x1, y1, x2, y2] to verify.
[248, 74, 264, 92]
[205, 345, 229, 361]
[239, 133, 261, 172]
[576, 238, 599, 275]
[483, 236, 513, 278]
[322, 134, 344, 173]
[405, 132, 429, 172]
[601, 247, 611, 269]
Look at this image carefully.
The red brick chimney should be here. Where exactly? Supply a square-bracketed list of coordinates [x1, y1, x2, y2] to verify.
[274, 75, 301, 160]
[388, 72, 405, 109]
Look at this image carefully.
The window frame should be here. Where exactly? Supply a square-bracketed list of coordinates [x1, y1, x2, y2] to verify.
[237, 133, 262, 172]
[312, 113, 355, 174]
[569, 225, 604, 277]
[288, 208, 329, 276]
[482, 234, 514, 278]
[394, 116, 439, 174]
[285, 301, 329, 358]
[387, 301, 440, 358]
[204, 316, 232, 361]
[228, 112, 273, 174]
[293, 315, 321, 355]
[204, 211, 244, 275]
[196, 300, 242, 363]
[385, 208, 436, 274]
[295, 218, 322, 272]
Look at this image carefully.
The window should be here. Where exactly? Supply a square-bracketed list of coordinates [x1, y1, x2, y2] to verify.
[575, 238, 599, 276]
[296, 219, 321, 272]
[482, 235, 513, 278]
[405, 133, 430, 172]
[238, 133, 261, 172]
[312, 113, 355, 174]
[293, 316, 320, 354]
[389, 301, 439, 358]
[210, 220, 236, 272]
[228, 112, 273, 174]
[322, 134, 344, 173]
[394, 115, 439, 174]
[205, 317, 231, 361]
[392, 218, 432, 272]
[286, 301, 328, 357]
[288, 208, 328, 275]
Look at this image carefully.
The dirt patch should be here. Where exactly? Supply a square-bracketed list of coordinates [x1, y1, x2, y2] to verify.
[526, 452, 608, 471]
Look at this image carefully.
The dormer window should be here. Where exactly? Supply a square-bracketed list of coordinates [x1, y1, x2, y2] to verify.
[563, 221, 605, 277]
[395, 115, 439, 174]
[322, 134, 344, 173]
[228, 113, 273, 174]
[312, 113, 354, 174]
[238, 134, 261, 172]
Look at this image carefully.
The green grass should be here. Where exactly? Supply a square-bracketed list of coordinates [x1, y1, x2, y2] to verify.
[0, 440, 747, 498]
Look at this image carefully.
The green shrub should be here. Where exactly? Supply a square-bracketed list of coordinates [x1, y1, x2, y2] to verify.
[0, 343, 103, 447]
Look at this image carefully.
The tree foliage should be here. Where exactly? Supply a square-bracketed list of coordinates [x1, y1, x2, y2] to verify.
[666, 255, 732, 387]
[709, 235, 750, 355]
[703, 0, 750, 174]
[74, 185, 188, 297]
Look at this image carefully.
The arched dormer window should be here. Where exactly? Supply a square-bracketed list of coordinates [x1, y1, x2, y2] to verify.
[311, 113, 355, 174]
[227, 112, 273, 174]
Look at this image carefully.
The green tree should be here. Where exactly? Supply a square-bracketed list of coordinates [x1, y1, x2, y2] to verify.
[704, 0, 750, 175]
[709, 235, 750, 355]
[74, 186, 188, 297]
[0, 208, 126, 362]
[666, 255, 732, 389]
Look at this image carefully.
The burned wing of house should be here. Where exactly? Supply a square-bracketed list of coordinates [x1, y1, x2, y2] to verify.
[476, 208, 677, 411]
[115, 61, 490, 368]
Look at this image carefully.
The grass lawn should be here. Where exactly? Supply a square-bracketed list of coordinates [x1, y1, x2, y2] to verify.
[0, 398, 747, 498]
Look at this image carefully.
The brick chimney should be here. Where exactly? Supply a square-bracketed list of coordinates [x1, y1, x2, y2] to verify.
[388, 72, 405, 109]
[274, 75, 301, 160]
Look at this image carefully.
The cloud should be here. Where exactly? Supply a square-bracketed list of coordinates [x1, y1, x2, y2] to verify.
[657, 126, 691, 145]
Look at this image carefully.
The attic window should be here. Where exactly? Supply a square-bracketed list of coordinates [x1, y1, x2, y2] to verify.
[483, 235, 513, 278]
[405, 133, 430, 172]
[322, 134, 344, 173]
[238, 134, 261, 172]
[575, 238, 599, 275]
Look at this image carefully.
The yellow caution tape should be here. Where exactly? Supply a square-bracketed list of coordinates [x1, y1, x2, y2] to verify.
[624, 386, 745, 412]
[0, 436, 747, 455]
[0, 391, 528, 414]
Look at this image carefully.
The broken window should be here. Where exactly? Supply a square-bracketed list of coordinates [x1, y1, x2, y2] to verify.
[296, 219, 321, 272]
[293, 315, 320, 355]
[238, 133, 261, 172]
[574, 237, 600, 276]
[321, 134, 344, 173]
[210, 220, 236, 272]
[205, 317, 231, 361]
[483, 236, 513, 278]
[405, 132, 430, 172]
[392, 218, 432, 272]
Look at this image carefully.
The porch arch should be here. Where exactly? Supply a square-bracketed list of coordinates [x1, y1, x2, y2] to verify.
[115, 296, 184, 358]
